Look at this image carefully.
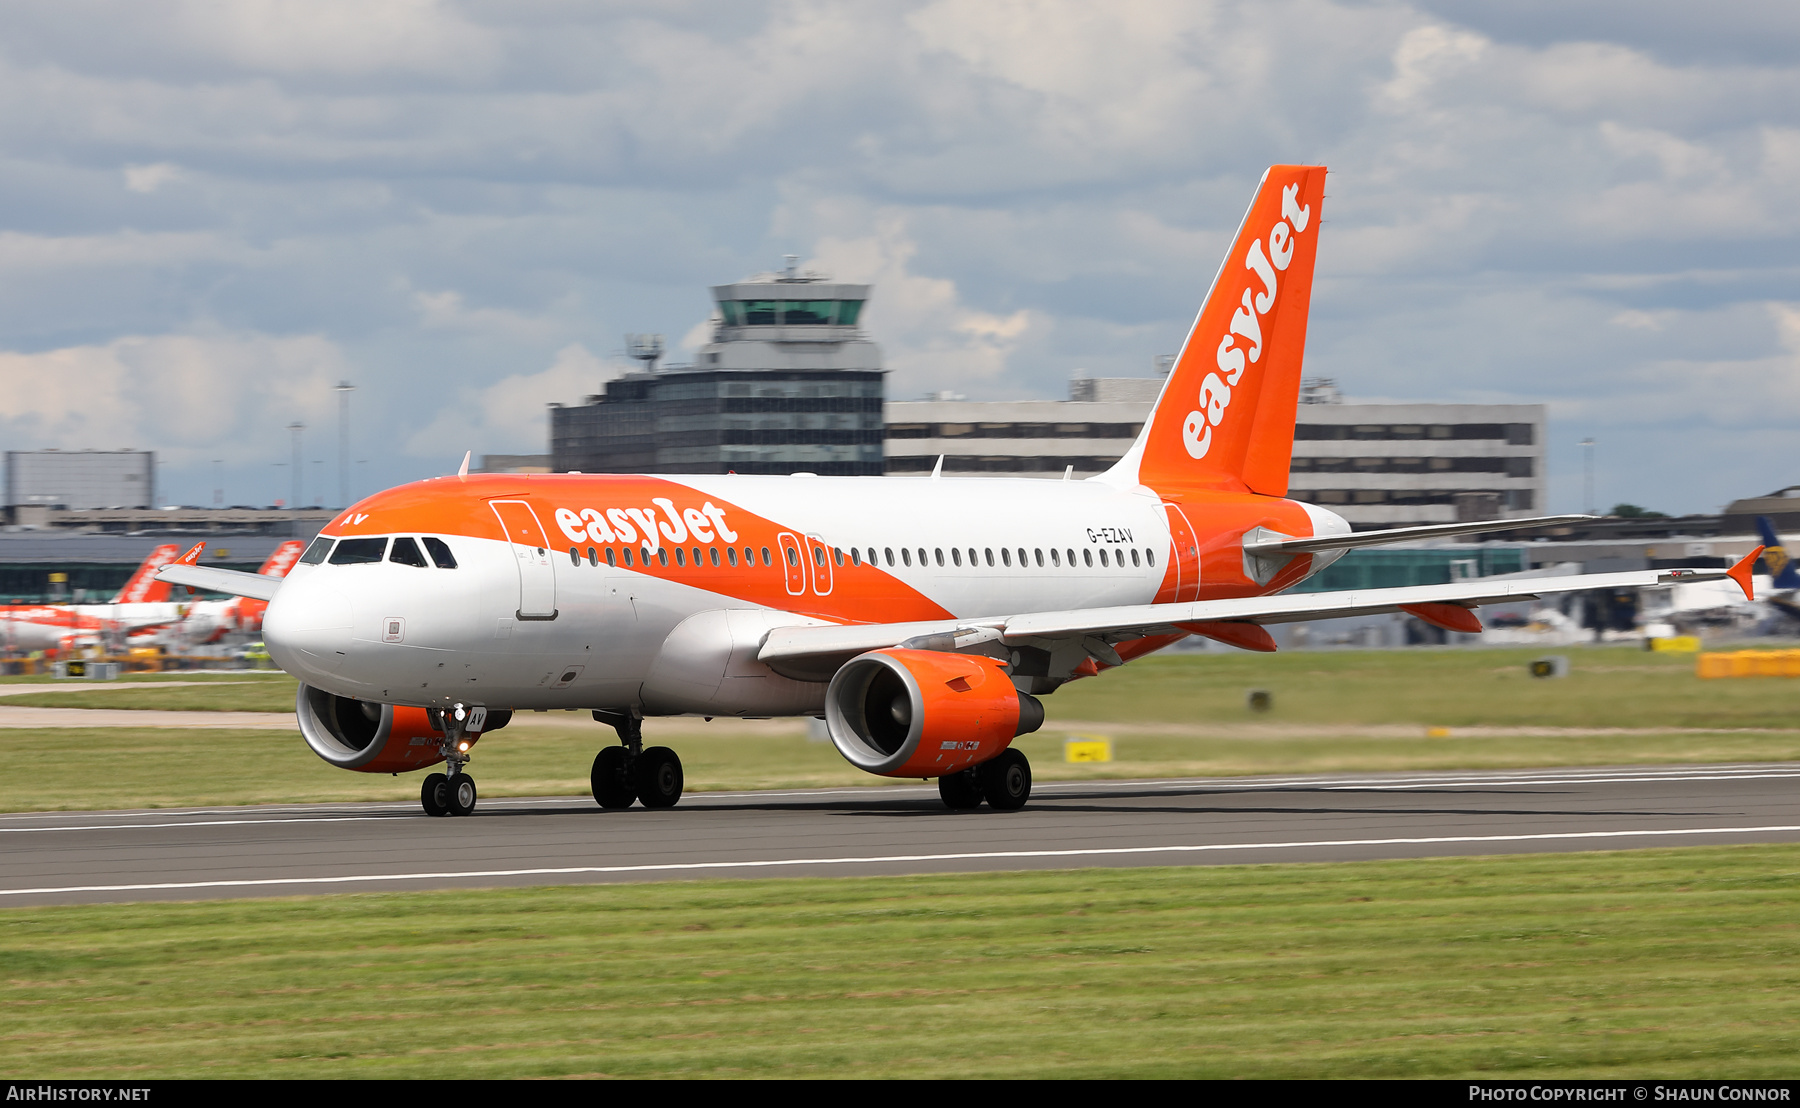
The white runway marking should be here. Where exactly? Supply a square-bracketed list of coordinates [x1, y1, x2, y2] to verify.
[7, 823, 1800, 898]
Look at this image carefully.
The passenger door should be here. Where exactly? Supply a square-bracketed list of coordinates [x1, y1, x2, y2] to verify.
[489, 500, 559, 620]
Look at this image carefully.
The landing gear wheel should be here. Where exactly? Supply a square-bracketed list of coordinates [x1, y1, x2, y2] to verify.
[421, 772, 450, 817]
[447, 774, 477, 817]
[981, 749, 1032, 811]
[633, 746, 684, 809]
[591, 747, 635, 809]
[938, 768, 984, 810]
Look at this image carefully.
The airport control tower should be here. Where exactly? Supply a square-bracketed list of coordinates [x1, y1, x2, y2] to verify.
[550, 260, 885, 475]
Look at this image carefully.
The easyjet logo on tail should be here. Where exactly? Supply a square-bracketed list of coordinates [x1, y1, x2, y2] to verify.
[1128, 164, 1326, 498]
[1184, 183, 1312, 460]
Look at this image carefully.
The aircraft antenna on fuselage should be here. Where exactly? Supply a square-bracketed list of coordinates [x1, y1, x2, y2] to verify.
[457, 451, 470, 479]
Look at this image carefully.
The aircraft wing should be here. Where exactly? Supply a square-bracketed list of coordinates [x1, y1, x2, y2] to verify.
[757, 555, 1756, 680]
[155, 563, 283, 601]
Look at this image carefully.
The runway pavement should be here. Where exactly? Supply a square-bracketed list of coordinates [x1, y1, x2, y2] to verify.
[5, 762, 1800, 906]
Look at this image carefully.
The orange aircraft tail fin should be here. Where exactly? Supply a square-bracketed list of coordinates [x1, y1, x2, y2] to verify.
[257, 540, 306, 578]
[1105, 165, 1327, 498]
[112, 544, 181, 604]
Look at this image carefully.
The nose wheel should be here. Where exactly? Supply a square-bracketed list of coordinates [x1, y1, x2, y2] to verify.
[419, 702, 483, 817]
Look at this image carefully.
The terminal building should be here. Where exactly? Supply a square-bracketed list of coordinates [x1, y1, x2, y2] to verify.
[885, 377, 1547, 529]
[550, 262, 884, 476]
[6, 450, 155, 511]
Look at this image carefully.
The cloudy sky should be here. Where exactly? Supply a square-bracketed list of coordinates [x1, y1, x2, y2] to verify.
[0, 0, 1796, 515]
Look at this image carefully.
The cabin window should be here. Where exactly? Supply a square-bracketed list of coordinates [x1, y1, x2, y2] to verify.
[1034, 549, 1044, 567]
[787, 545, 800, 567]
[813, 545, 825, 568]
[985, 548, 995, 567]
[918, 548, 928, 566]
[935, 548, 944, 567]
[884, 547, 895, 567]
[329, 537, 387, 565]
[587, 546, 598, 566]
[674, 548, 685, 567]
[761, 546, 772, 566]
[866, 547, 877, 566]
[727, 547, 738, 567]
[606, 547, 617, 567]
[901, 548, 912, 567]
[1131, 549, 1141, 567]
[951, 548, 962, 567]
[621, 547, 633, 567]
[569, 547, 580, 566]
[1099, 549, 1109, 567]
[656, 547, 668, 567]
[968, 548, 978, 566]
[1146, 549, 1156, 567]
[849, 548, 860, 567]
[390, 537, 428, 568]
[1018, 548, 1028, 567]
[834, 547, 845, 567]
[300, 537, 333, 565]
[1001, 548, 1012, 567]
[1083, 549, 1093, 568]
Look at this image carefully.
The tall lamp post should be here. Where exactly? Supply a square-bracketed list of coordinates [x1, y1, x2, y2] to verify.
[335, 381, 355, 509]
[288, 422, 305, 514]
[1580, 437, 1596, 516]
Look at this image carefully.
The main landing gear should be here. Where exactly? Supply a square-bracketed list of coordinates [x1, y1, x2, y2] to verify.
[937, 748, 1032, 812]
[421, 703, 483, 817]
[590, 710, 684, 810]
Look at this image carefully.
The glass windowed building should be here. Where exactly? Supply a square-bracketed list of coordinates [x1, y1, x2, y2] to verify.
[551, 269, 884, 476]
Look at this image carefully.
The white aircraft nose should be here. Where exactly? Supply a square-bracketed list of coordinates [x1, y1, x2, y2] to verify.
[264, 582, 353, 679]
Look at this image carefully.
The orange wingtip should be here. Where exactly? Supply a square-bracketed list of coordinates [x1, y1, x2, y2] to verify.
[175, 542, 206, 566]
[1728, 545, 1764, 601]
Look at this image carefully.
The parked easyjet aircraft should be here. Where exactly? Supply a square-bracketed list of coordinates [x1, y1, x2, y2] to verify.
[0, 544, 185, 652]
[161, 166, 1758, 818]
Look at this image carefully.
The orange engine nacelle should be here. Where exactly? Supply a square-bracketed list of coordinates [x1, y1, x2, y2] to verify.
[824, 649, 1045, 778]
[295, 684, 511, 774]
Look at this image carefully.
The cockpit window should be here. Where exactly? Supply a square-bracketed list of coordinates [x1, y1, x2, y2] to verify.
[389, 537, 428, 567]
[329, 537, 388, 565]
[423, 536, 458, 569]
[299, 537, 333, 565]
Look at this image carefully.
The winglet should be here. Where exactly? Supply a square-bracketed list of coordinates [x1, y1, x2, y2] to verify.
[175, 542, 206, 566]
[1728, 545, 1764, 601]
[458, 451, 471, 478]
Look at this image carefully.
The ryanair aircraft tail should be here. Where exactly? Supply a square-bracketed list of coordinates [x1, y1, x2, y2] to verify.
[1105, 165, 1327, 497]
[1756, 517, 1800, 590]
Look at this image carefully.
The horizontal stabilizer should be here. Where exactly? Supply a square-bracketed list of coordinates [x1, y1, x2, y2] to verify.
[155, 564, 283, 601]
[1243, 514, 1594, 556]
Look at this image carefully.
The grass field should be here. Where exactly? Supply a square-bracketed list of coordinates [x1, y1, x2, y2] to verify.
[5, 645, 1800, 811]
[5, 845, 1799, 1078]
[5, 644, 1798, 727]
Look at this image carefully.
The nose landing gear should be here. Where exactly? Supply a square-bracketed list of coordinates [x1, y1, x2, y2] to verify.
[420, 703, 485, 817]
[590, 710, 685, 810]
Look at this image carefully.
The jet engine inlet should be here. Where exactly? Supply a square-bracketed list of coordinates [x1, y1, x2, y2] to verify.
[824, 648, 1043, 777]
[296, 684, 464, 773]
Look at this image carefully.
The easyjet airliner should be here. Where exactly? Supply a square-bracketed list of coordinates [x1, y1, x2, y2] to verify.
[160, 166, 1757, 818]
[0, 544, 185, 652]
